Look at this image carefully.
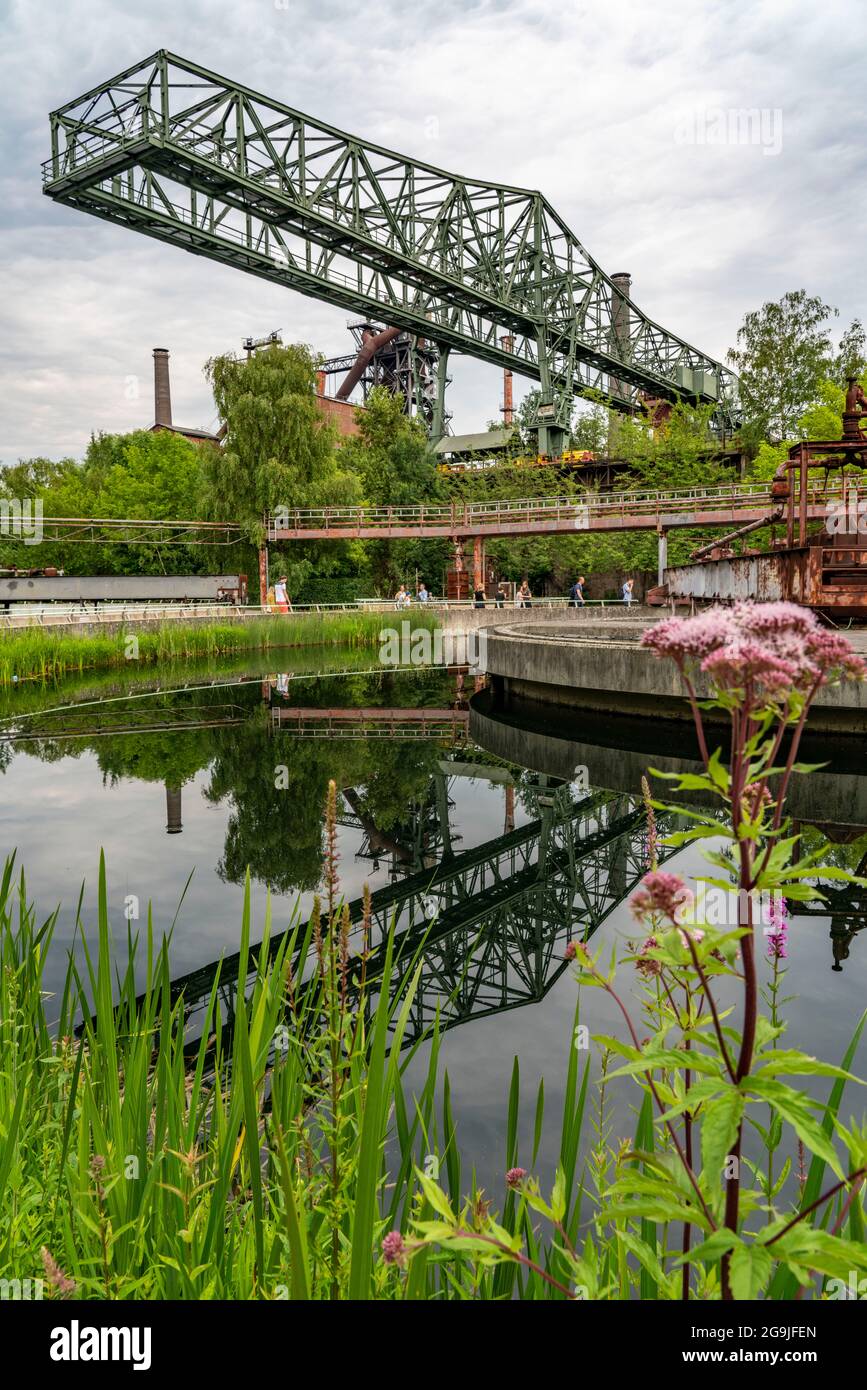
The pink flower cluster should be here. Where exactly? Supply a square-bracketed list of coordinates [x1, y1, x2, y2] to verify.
[766, 896, 789, 961]
[381, 1230, 407, 1266]
[630, 870, 694, 925]
[635, 935, 662, 977]
[642, 602, 865, 698]
[506, 1167, 528, 1188]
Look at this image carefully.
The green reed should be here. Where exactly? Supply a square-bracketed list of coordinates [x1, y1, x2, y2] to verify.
[0, 610, 436, 687]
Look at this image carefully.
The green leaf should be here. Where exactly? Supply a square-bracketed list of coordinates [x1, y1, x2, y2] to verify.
[753, 1050, 863, 1083]
[729, 1242, 772, 1299]
[746, 1076, 845, 1180]
[701, 1091, 745, 1186]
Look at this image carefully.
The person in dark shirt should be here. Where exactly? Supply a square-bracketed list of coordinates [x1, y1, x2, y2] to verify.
[569, 576, 586, 607]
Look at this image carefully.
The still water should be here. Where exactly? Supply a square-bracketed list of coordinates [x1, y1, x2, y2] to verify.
[1, 652, 865, 1193]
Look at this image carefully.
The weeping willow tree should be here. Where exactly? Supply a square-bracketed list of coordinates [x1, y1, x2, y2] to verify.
[202, 342, 364, 595]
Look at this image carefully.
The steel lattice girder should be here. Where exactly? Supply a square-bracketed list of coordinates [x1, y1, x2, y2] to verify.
[43, 50, 739, 431]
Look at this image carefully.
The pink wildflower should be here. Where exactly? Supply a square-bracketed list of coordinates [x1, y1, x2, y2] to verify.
[506, 1167, 527, 1188]
[630, 870, 694, 925]
[642, 603, 864, 696]
[381, 1231, 407, 1267]
[635, 936, 662, 978]
[766, 896, 789, 961]
[41, 1247, 76, 1297]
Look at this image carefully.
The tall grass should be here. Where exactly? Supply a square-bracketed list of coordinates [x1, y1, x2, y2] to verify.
[2, 775, 865, 1300]
[0, 610, 436, 687]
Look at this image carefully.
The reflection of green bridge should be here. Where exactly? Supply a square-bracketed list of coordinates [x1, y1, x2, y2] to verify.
[161, 785, 680, 1054]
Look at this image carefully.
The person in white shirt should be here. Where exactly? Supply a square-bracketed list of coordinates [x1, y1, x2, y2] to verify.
[274, 576, 289, 612]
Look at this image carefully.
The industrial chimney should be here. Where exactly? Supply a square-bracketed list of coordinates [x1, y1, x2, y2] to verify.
[610, 273, 632, 390]
[608, 273, 632, 454]
[500, 335, 514, 426]
[153, 348, 173, 428]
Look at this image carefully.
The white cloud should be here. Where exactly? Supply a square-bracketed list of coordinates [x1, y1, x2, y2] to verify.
[1, 0, 865, 461]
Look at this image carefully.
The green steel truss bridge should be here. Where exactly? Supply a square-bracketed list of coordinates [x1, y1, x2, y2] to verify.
[43, 50, 739, 453]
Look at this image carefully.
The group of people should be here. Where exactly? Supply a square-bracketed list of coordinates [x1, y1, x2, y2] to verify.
[395, 576, 637, 608]
[267, 573, 636, 612]
[471, 580, 533, 609]
[394, 582, 430, 608]
[569, 576, 634, 606]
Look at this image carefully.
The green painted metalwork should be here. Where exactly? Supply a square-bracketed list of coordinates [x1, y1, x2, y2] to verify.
[43, 50, 739, 450]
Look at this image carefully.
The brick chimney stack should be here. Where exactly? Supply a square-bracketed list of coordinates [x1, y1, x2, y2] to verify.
[153, 348, 173, 428]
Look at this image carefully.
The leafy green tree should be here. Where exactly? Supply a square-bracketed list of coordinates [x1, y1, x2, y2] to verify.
[340, 387, 448, 594]
[569, 402, 609, 453]
[0, 432, 208, 575]
[834, 318, 867, 382]
[203, 343, 364, 595]
[727, 290, 838, 446]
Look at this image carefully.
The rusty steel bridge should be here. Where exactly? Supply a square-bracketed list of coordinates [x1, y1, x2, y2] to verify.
[266, 480, 833, 541]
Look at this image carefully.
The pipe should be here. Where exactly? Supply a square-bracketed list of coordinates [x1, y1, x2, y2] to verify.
[691, 455, 790, 562]
[336, 325, 402, 400]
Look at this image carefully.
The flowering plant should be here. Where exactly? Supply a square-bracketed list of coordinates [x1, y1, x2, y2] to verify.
[404, 603, 867, 1301]
[574, 602, 867, 1300]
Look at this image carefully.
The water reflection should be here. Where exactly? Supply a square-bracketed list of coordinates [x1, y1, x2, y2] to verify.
[1, 658, 865, 1025]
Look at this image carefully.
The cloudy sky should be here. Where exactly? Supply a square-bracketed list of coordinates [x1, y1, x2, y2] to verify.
[1, 0, 865, 463]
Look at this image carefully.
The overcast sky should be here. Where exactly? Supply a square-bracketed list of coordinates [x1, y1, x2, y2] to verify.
[1, 0, 865, 463]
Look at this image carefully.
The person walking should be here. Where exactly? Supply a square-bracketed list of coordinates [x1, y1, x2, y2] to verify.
[519, 580, 532, 609]
[622, 577, 634, 606]
[569, 576, 586, 608]
[495, 583, 506, 609]
[473, 585, 487, 609]
[394, 583, 409, 609]
[274, 575, 290, 613]
[417, 582, 429, 603]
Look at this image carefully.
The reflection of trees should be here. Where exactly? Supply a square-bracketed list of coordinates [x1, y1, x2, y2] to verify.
[202, 722, 441, 893]
[95, 731, 215, 788]
[798, 824, 867, 872]
[4, 664, 466, 897]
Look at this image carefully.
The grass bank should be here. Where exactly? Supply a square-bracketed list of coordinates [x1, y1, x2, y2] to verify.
[0, 609, 437, 686]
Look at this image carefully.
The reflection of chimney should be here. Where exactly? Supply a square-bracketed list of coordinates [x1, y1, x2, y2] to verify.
[153, 348, 172, 428]
[165, 784, 183, 834]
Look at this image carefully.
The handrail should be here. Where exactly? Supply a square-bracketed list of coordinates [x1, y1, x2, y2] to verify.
[268, 481, 843, 531]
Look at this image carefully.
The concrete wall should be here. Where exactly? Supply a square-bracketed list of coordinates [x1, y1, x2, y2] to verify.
[1, 602, 651, 642]
[469, 695, 867, 824]
[482, 619, 867, 729]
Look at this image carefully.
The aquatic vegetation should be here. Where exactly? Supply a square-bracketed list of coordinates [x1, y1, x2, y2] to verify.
[0, 610, 437, 687]
[2, 603, 866, 1300]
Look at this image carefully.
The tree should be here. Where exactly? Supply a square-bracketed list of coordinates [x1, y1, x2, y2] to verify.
[203, 343, 363, 595]
[727, 290, 837, 446]
[339, 387, 448, 593]
[0, 432, 208, 576]
[834, 318, 867, 382]
[569, 402, 609, 454]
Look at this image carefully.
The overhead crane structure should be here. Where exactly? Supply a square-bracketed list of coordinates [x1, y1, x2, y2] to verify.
[43, 50, 739, 457]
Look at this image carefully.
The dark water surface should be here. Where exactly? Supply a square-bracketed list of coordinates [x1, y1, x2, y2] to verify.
[1, 651, 865, 1194]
